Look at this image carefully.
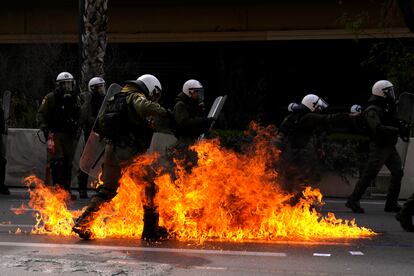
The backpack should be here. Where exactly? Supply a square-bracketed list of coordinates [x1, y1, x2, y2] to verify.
[99, 92, 130, 141]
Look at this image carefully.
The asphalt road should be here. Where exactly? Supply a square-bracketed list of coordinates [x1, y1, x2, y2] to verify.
[0, 188, 413, 276]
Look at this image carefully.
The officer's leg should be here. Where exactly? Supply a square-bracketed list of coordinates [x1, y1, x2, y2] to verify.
[72, 147, 121, 239]
[347, 145, 387, 213]
[396, 193, 414, 232]
[50, 158, 65, 187]
[384, 147, 403, 212]
[77, 170, 89, 198]
[62, 135, 77, 198]
[0, 155, 10, 195]
[141, 162, 168, 241]
[77, 132, 89, 198]
[49, 134, 64, 187]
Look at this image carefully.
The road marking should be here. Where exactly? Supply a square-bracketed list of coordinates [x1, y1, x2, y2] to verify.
[0, 224, 34, 228]
[325, 200, 385, 205]
[193, 266, 227, 270]
[349, 251, 364, 256]
[10, 208, 37, 212]
[313, 253, 331, 257]
[0, 241, 287, 257]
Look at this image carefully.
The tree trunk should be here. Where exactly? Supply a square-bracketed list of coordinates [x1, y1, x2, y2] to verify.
[397, 0, 414, 33]
[80, 0, 108, 91]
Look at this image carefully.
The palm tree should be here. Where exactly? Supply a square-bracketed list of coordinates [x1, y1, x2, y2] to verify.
[80, 0, 109, 91]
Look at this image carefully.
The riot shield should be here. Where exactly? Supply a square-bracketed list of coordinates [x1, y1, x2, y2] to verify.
[397, 92, 414, 123]
[208, 95, 227, 120]
[396, 92, 414, 166]
[79, 83, 122, 178]
[200, 95, 227, 139]
[147, 132, 178, 156]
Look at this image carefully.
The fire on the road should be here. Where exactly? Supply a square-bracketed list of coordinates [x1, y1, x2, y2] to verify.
[20, 124, 376, 242]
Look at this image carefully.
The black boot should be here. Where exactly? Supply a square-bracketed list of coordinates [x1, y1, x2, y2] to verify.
[72, 211, 93, 240]
[0, 186, 10, 195]
[396, 208, 414, 232]
[384, 203, 402, 213]
[142, 208, 168, 242]
[346, 199, 365, 213]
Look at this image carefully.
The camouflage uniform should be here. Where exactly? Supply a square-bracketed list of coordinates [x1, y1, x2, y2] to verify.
[37, 91, 80, 194]
[73, 84, 168, 240]
[170, 92, 212, 172]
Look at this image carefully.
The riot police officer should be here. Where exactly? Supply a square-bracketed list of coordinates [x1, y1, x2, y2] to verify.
[169, 79, 213, 173]
[0, 105, 9, 195]
[37, 72, 80, 199]
[277, 94, 351, 195]
[72, 74, 169, 241]
[173, 79, 212, 143]
[396, 194, 414, 232]
[346, 80, 403, 213]
[77, 77, 106, 198]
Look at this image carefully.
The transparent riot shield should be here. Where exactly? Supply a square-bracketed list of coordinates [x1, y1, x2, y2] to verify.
[79, 83, 122, 178]
[396, 92, 414, 166]
[199, 95, 227, 139]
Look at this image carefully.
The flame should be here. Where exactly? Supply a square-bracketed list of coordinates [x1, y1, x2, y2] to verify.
[22, 176, 81, 236]
[20, 123, 376, 242]
[12, 203, 28, 215]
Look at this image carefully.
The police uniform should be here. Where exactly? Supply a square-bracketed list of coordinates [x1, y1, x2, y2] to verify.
[77, 90, 105, 198]
[72, 83, 168, 240]
[277, 106, 349, 193]
[396, 193, 414, 232]
[347, 96, 403, 213]
[0, 106, 9, 195]
[37, 91, 80, 195]
[173, 92, 211, 144]
[169, 92, 212, 172]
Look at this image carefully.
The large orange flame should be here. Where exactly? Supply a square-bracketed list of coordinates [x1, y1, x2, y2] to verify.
[21, 123, 376, 242]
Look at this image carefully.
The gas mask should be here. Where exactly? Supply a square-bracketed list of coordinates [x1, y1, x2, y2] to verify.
[189, 88, 205, 104]
[56, 80, 75, 97]
[92, 83, 106, 97]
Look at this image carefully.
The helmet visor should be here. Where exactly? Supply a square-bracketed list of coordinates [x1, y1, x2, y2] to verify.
[58, 80, 75, 93]
[189, 88, 205, 103]
[314, 97, 328, 111]
[150, 86, 162, 102]
[92, 83, 106, 96]
[383, 86, 395, 100]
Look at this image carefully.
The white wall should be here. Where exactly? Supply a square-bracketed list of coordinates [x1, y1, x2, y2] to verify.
[4, 129, 414, 199]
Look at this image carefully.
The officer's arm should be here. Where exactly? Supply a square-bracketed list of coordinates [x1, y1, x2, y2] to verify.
[365, 109, 398, 137]
[300, 113, 349, 131]
[173, 102, 209, 129]
[364, 109, 381, 135]
[131, 94, 167, 118]
[37, 96, 50, 130]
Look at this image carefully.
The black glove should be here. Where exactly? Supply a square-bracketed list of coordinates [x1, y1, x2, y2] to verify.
[207, 117, 215, 124]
